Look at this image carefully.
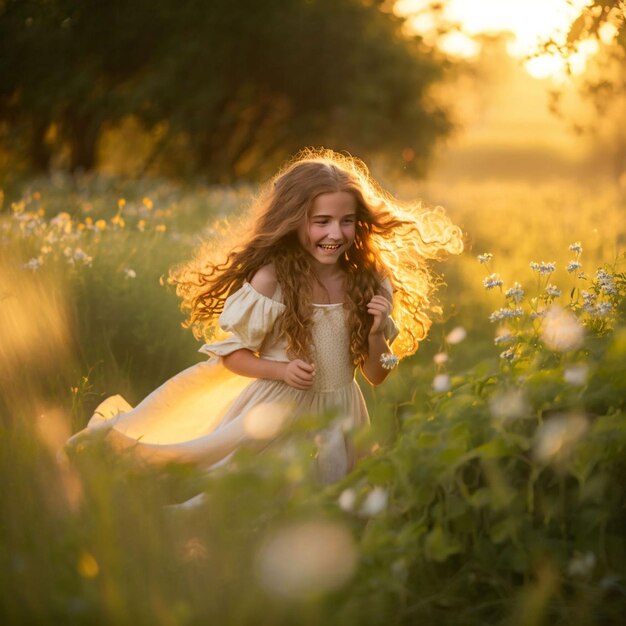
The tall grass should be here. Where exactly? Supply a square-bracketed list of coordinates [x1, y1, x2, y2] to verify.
[1, 174, 625, 625]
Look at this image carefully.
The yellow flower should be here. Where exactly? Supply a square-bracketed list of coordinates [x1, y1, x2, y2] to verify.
[111, 215, 125, 228]
[155, 224, 166, 233]
[77, 551, 99, 578]
[117, 198, 126, 209]
[142, 197, 153, 210]
[85, 216, 93, 226]
[95, 219, 107, 231]
[33, 191, 42, 200]
[137, 219, 146, 232]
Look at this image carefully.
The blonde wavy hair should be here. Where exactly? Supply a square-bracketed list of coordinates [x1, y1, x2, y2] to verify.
[169, 148, 464, 365]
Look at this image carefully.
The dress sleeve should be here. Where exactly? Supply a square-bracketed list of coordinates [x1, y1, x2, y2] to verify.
[380, 276, 400, 345]
[198, 282, 285, 359]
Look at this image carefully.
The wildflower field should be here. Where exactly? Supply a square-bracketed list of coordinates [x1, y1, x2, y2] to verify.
[1, 174, 625, 625]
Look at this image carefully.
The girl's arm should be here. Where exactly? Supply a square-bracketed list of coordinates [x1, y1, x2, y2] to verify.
[222, 350, 315, 390]
[360, 295, 393, 385]
[222, 265, 315, 390]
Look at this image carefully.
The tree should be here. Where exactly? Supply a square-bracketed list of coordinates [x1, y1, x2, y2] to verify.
[0, 0, 454, 180]
[0, 0, 166, 172]
[541, 0, 626, 179]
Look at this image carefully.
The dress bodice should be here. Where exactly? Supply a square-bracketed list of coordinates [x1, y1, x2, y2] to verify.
[199, 281, 398, 391]
[307, 305, 354, 391]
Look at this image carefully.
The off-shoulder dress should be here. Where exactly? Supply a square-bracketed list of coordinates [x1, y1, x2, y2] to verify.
[70, 281, 397, 483]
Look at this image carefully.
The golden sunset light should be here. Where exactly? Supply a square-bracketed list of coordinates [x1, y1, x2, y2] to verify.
[2, 1, 626, 622]
[395, 0, 597, 79]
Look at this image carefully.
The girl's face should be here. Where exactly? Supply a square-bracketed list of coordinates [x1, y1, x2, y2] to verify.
[297, 191, 357, 267]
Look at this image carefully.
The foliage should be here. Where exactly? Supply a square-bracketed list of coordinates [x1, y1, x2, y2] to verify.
[539, 0, 626, 178]
[341, 248, 626, 624]
[1, 176, 626, 625]
[559, 1, 626, 54]
[0, 0, 453, 180]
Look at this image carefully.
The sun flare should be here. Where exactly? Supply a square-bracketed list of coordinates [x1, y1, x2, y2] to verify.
[395, 0, 595, 80]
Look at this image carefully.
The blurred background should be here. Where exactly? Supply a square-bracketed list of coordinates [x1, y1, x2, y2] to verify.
[1, 2, 626, 624]
[1, 0, 625, 185]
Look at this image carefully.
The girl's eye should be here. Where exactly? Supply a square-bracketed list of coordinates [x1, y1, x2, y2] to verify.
[342, 219, 355, 225]
[313, 220, 328, 225]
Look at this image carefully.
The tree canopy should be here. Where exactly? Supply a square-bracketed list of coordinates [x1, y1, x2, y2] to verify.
[0, 0, 454, 181]
[541, 0, 626, 178]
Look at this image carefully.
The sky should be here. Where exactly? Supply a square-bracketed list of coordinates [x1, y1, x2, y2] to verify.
[394, 0, 599, 79]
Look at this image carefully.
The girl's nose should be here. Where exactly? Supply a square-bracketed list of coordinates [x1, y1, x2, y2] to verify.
[329, 221, 342, 239]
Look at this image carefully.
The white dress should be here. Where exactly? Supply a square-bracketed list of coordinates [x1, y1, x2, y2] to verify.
[70, 281, 398, 483]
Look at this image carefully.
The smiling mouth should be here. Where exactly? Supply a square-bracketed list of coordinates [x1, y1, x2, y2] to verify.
[318, 243, 342, 251]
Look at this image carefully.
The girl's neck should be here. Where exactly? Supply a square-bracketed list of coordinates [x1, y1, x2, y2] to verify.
[310, 262, 344, 281]
[310, 264, 346, 304]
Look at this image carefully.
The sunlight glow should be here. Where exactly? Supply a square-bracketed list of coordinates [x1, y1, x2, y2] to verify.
[396, 0, 595, 79]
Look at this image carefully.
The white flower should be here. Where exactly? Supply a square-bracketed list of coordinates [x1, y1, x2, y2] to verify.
[445, 326, 467, 344]
[567, 551, 596, 578]
[433, 352, 448, 365]
[541, 305, 584, 352]
[592, 302, 613, 316]
[73, 248, 93, 267]
[123, 268, 137, 279]
[564, 364, 589, 386]
[567, 261, 582, 273]
[24, 257, 42, 271]
[477, 253, 493, 264]
[533, 413, 588, 464]
[499, 347, 516, 361]
[482, 273, 503, 290]
[359, 487, 388, 517]
[581, 291, 596, 313]
[432, 373, 451, 393]
[569, 242, 583, 254]
[545, 284, 561, 298]
[379, 352, 399, 370]
[338, 488, 357, 512]
[530, 261, 556, 274]
[494, 328, 514, 345]
[489, 389, 528, 420]
[505, 282, 525, 303]
[254, 520, 357, 599]
[489, 307, 524, 323]
[50, 212, 72, 230]
[596, 269, 617, 295]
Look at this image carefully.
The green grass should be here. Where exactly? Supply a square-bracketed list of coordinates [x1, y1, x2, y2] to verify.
[1, 174, 625, 625]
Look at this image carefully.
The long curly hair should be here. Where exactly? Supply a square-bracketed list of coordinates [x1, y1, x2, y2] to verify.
[169, 148, 464, 365]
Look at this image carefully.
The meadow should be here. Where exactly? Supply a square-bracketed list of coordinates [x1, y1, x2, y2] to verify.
[1, 173, 625, 625]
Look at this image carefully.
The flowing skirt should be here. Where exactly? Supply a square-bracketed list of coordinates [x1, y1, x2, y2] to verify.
[68, 360, 369, 483]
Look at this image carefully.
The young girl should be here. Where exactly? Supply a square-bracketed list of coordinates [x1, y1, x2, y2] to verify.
[69, 149, 463, 483]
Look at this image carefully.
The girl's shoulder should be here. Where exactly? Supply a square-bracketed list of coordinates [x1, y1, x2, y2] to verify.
[249, 264, 279, 299]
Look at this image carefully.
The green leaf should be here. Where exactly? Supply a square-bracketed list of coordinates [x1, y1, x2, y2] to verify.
[366, 460, 395, 485]
[489, 517, 519, 544]
[424, 525, 462, 562]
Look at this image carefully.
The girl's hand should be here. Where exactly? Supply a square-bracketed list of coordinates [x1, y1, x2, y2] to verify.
[367, 294, 392, 336]
[283, 359, 316, 390]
